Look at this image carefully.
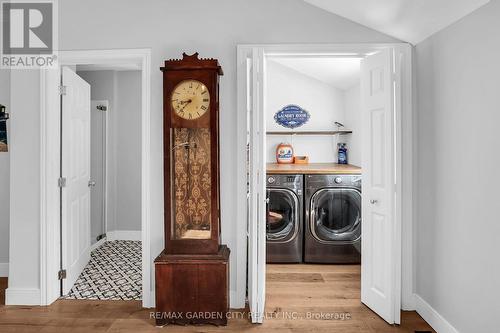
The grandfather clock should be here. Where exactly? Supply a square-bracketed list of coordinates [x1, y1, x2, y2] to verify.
[154, 53, 230, 326]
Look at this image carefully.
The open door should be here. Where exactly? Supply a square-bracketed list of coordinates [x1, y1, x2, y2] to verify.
[246, 48, 267, 323]
[360, 48, 401, 324]
[61, 67, 92, 295]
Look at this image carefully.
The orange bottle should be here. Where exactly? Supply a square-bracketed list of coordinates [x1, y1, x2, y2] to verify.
[276, 143, 294, 164]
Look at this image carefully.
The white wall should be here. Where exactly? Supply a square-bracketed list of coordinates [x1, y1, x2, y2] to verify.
[8, 70, 41, 297]
[8, 0, 397, 307]
[344, 84, 361, 166]
[415, 1, 500, 332]
[115, 71, 142, 232]
[77, 70, 142, 233]
[265, 59, 359, 164]
[0, 69, 10, 276]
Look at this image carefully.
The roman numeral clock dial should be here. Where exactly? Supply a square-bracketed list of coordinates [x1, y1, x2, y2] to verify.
[171, 79, 210, 120]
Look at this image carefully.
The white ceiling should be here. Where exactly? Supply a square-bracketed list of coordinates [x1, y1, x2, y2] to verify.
[271, 57, 362, 91]
[304, 0, 490, 44]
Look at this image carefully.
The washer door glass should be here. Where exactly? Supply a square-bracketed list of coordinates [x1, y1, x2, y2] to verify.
[310, 188, 361, 243]
[266, 188, 299, 242]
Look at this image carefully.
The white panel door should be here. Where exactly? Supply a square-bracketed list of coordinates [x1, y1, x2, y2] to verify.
[90, 100, 108, 245]
[360, 49, 400, 324]
[61, 67, 91, 295]
[246, 48, 267, 323]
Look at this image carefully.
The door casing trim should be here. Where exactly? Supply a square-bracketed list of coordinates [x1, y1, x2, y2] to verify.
[236, 43, 414, 318]
[40, 48, 152, 307]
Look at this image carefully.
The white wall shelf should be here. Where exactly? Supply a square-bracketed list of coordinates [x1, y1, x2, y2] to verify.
[266, 130, 352, 136]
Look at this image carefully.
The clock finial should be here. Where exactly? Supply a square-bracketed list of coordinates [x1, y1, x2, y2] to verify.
[182, 52, 199, 60]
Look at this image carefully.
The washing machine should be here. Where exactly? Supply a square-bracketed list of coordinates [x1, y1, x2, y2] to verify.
[266, 174, 303, 263]
[304, 174, 362, 264]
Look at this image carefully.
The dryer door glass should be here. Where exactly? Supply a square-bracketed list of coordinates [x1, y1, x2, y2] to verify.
[310, 188, 361, 243]
[266, 188, 299, 241]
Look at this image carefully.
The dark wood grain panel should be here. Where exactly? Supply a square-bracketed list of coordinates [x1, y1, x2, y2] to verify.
[171, 264, 198, 313]
[198, 263, 228, 315]
[154, 263, 171, 311]
[154, 246, 230, 326]
[0, 277, 6, 305]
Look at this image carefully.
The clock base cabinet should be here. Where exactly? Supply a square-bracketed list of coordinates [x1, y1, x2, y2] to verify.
[154, 245, 230, 326]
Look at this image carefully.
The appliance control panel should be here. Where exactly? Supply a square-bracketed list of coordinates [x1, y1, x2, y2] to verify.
[266, 175, 303, 189]
[328, 176, 352, 186]
[305, 174, 362, 188]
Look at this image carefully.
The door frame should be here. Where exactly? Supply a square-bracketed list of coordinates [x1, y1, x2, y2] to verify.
[39, 48, 152, 307]
[90, 99, 109, 250]
[236, 43, 414, 315]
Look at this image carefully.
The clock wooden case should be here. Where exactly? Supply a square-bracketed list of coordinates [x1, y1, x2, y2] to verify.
[155, 53, 229, 326]
[162, 52, 223, 255]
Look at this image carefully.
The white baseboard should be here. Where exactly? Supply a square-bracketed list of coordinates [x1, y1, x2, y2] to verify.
[0, 263, 8, 277]
[106, 230, 141, 241]
[401, 289, 416, 310]
[91, 237, 107, 251]
[414, 294, 459, 333]
[5, 288, 41, 305]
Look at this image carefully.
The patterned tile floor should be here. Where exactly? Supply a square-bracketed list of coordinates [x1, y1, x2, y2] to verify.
[63, 240, 142, 301]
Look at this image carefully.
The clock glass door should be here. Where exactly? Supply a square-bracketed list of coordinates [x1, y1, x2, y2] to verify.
[171, 128, 212, 239]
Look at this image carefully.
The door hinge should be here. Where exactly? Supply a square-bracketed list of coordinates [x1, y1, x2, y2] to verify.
[58, 269, 67, 280]
[58, 177, 67, 188]
[59, 85, 67, 96]
[96, 105, 107, 112]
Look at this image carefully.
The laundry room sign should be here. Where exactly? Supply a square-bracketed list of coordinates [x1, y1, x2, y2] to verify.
[274, 105, 310, 129]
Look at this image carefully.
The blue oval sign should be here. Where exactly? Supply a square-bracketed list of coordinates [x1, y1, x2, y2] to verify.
[274, 105, 310, 129]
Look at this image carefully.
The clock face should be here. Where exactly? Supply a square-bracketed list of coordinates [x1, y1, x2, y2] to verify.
[171, 79, 210, 120]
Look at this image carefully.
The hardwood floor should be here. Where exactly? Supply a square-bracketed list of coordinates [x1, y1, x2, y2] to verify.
[0, 266, 434, 332]
[264, 265, 434, 332]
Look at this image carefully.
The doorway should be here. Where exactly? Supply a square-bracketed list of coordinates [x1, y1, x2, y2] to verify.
[39, 49, 152, 307]
[58, 66, 142, 301]
[236, 44, 413, 325]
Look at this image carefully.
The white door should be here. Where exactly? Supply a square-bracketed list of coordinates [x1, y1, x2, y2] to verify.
[90, 100, 108, 245]
[360, 49, 401, 324]
[61, 67, 92, 295]
[246, 48, 267, 323]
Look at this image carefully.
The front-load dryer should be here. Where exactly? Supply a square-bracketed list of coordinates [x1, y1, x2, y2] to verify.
[305, 174, 362, 264]
[266, 174, 303, 263]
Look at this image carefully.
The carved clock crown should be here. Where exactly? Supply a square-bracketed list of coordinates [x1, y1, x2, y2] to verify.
[161, 52, 224, 75]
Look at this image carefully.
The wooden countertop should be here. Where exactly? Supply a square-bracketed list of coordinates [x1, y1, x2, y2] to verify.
[267, 163, 361, 175]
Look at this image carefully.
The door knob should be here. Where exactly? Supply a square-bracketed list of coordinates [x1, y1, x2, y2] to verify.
[88, 181, 96, 187]
[370, 199, 378, 204]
